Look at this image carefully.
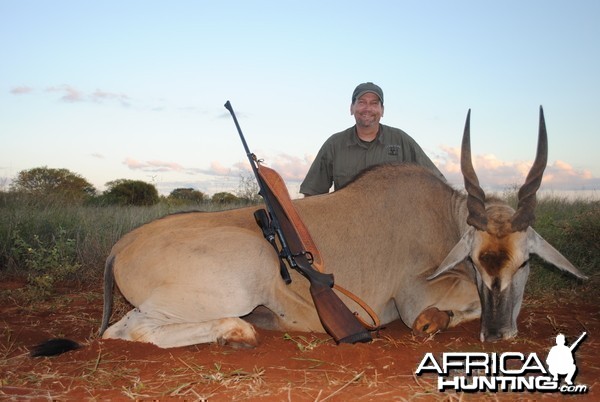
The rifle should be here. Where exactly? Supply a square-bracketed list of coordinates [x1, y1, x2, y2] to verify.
[224, 101, 371, 344]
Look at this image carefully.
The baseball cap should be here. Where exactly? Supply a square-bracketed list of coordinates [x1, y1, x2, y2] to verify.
[352, 82, 384, 104]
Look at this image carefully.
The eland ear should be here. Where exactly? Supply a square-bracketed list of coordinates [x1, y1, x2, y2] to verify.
[428, 227, 475, 280]
[526, 227, 587, 280]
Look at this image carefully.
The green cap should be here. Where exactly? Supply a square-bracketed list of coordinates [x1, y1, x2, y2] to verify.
[352, 82, 383, 104]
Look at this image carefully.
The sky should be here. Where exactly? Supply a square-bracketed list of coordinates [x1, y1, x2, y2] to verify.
[1, 0, 599, 198]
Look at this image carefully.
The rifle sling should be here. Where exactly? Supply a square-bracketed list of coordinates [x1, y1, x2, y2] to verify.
[332, 284, 380, 331]
[258, 163, 324, 269]
[257, 163, 380, 331]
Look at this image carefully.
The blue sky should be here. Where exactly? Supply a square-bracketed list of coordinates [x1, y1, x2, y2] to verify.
[1, 1, 599, 197]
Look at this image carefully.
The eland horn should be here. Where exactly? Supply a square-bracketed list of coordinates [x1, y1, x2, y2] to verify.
[510, 106, 548, 231]
[461, 109, 489, 231]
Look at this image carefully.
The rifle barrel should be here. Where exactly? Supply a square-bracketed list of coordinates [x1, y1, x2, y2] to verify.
[224, 101, 253, 161]
[224, 101, 296, 266]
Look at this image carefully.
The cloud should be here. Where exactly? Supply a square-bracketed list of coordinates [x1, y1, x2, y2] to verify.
[202, 154, 313, 182]
[208, 148, 597, 192]
[46, 85, 86, 102]
[89, 89, 131, 106]
[122, 146, 598, 196]
[435, 146, 599, 191]
[10, 86, 34, 95]
[12, 84, 209, 112]
[123, 157, 184, 173]
[267, 153, 314, 181]
[542, 160, 599, 190]
[208, 161, 235, 176]
[11, 84, 133, 106]
[120, 158, 247, 196]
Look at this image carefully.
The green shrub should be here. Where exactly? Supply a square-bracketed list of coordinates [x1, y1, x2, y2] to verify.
[102, 179, 160, 206]
[168, 188, 206, 205]
[211, 191, 239, 204]
[10, 227, 80, 297]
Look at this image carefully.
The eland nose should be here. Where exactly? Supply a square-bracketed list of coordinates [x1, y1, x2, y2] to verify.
[480, 329, 518, 342]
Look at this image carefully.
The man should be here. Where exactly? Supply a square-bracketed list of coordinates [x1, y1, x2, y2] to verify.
[300, 82, 444, 196]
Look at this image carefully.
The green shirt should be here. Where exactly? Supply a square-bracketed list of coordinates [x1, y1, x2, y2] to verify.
[300, 124, 444, 195]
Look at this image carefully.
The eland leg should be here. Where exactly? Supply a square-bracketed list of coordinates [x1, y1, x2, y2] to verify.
[401, 275, 480, 337]
[102, 308, 259, 348]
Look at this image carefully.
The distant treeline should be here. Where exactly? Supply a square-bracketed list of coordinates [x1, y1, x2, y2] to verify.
[0, 166, 598, 301]
[3, 166, 260, 206]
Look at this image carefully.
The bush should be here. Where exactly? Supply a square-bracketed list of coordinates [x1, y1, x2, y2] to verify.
[102, 179, 160, 206]
[168, 188, 206, 205]
[10, 227, 80, 298]
[211, 192, 240, 204]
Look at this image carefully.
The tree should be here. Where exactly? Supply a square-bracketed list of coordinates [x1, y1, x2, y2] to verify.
[10, 166, 96, 201]
[236, 172, 261, 204]
[103, 179, 159, 206]
[211, 192, 239, 204]
[168, 188, 206, 204]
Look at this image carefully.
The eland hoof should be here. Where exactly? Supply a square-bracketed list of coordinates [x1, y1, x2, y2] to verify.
[216, 322, 260, 349]
[412, 307, 451, 336]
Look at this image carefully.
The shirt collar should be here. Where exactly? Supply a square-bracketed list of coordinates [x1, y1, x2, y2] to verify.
[347, 125, 383, 147]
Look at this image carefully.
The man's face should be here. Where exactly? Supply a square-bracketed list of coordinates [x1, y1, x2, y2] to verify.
[351, 92, 384, 129]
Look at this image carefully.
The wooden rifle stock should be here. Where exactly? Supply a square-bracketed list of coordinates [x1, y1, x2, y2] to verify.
[225, 100, 371, 344]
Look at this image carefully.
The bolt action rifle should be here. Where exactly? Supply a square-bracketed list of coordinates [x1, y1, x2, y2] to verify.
[225, 101, 371, 344]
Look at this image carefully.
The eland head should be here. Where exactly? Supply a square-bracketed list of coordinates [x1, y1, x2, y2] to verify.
[429, 107, 587, 342]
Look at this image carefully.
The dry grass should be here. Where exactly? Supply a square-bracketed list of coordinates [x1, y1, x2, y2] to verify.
[0, 334, 494, 401]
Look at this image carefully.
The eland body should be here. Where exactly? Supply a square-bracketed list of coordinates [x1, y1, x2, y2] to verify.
[100, 108, 585, 348]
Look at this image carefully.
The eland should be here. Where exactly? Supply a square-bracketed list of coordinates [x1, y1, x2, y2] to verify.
[98, 107, 585, 348]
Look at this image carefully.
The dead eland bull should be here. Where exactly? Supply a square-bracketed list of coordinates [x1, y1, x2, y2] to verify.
[96, 107, 585, 349]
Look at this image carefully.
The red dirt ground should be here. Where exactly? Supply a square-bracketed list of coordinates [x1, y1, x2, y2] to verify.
[0, 280, 597, 401]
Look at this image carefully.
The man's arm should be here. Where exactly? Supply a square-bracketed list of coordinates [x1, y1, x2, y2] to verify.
[300, 143, 334, 195]
[405, 136, 446, 181]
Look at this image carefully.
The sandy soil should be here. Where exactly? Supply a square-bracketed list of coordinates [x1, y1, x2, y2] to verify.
[0, 281, 597, 401]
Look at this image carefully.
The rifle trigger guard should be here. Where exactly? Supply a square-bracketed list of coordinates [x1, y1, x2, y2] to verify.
[292, 251, 314, 265]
